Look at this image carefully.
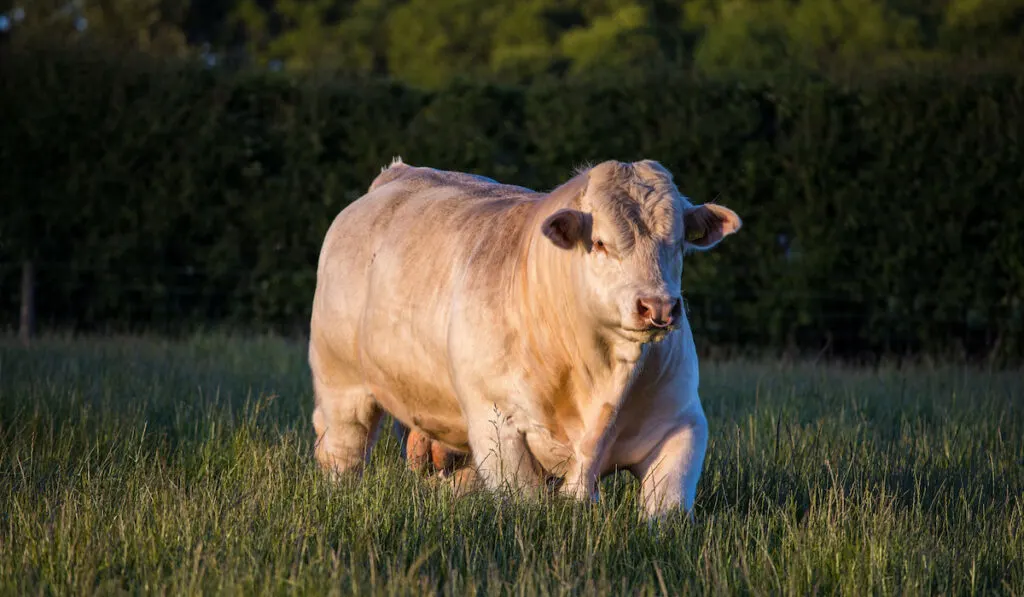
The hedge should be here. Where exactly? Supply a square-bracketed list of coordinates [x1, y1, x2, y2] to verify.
[2, 44, 1022, 360]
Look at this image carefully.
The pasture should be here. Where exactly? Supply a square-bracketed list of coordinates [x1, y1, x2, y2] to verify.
[1, 335, 1021, 595]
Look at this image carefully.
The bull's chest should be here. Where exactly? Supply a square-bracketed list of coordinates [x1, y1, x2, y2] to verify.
[524, 428, 577, 477]
[517, 377, 640, 477]
[508, 339, 658, 478]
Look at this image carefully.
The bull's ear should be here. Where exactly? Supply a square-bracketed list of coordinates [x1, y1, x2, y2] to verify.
[541, 209, 585, 250]
[683, 204, 742, 251]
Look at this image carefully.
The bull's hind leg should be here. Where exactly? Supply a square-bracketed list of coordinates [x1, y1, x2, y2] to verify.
[312, 377, 383, 478]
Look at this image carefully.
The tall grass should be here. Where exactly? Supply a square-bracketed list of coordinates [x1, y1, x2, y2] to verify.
[1, 335, 1021, 595]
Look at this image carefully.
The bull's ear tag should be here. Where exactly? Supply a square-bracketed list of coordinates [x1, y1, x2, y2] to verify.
[683, 204, 742, 251]
[686, 228, 706, 243]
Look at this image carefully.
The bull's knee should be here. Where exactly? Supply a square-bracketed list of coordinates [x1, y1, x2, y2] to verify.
[633, 408, 708, 519]
[312, 384, 382, 478]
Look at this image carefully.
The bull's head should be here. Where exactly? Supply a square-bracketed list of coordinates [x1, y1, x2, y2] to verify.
[540, 160, 741, 343]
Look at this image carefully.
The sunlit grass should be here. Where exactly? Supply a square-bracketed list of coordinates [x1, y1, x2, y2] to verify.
[1, 334, 1021, 595]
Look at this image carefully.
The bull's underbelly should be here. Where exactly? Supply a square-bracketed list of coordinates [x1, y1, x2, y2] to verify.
[357, 319, 470, 450]
[346, 261, 473, 449]
[370, 381, 470, 450]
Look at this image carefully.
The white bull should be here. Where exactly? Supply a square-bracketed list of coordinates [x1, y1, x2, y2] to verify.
[308, 158, 741, 517]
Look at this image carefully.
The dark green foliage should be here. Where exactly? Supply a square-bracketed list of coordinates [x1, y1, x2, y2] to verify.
[2, 46, 1022, 359]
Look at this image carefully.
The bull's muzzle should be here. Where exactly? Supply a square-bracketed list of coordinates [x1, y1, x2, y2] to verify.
[636, 295, 682, 329]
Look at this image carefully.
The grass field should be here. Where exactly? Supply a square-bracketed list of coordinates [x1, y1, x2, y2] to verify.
[1, 335, 1022, 595]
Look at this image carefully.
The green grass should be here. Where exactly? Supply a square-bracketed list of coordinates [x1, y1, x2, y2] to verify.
[1, 335, 1022, 595]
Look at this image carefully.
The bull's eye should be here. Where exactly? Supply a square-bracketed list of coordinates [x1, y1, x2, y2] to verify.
[593, 239, 606, 253]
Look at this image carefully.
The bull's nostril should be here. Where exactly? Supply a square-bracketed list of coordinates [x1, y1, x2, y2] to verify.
[670, 298, 682, 320]
[636, 298, 653, 318]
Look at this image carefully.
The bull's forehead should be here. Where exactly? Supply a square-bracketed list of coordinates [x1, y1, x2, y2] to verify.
[583, 160, 684, 245]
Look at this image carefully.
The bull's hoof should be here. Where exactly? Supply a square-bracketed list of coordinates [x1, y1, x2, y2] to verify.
[316, 460, 364, 485]
[420, 465, 479, 498]
[447, 466, 482, 498]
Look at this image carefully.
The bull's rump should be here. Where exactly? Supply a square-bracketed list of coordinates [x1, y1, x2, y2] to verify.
[311, 170, 538, 451]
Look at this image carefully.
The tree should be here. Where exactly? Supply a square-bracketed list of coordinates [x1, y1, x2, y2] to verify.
[383, 0, 500, 88]
[489, 0, 566, 81]
[559, 0, 663, 74]
[227, 0, 401, 74]
[683, 0, 930, 75]
[6, 0, 1023, 82]
[939, 0, 1024, 61]
[5, 0, 191, 56]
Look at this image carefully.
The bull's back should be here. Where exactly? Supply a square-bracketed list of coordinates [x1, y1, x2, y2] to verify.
[311, 166, 537, 449]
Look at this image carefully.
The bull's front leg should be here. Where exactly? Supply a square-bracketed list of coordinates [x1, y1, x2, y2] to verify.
[560, 402, 618, 502]
[465, 404, 547, 497]
[631, 402, 708, 519]
[560, 356, 640, 502]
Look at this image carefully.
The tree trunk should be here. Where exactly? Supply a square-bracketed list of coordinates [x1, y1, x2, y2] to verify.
[19, 260, 35, 345]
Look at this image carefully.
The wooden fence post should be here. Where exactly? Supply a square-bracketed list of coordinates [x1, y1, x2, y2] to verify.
[19, 260, 35, 345]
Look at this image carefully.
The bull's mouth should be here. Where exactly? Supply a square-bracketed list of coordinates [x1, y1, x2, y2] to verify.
[618, 324, 679, 343]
